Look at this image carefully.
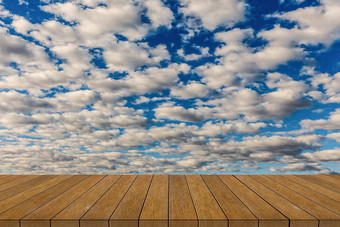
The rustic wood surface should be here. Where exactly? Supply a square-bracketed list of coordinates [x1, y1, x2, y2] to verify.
[0, 175, 338, 227]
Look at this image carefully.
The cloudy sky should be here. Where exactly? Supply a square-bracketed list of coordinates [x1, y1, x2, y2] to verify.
[0, 0, 340, 174]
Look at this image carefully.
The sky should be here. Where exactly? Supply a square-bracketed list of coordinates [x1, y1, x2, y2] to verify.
[0, 0, 340, 174]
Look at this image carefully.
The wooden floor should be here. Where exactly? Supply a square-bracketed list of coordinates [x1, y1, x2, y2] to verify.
[0, 175, 339, 227]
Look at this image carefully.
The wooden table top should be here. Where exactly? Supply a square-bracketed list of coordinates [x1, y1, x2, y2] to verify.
[0, 174, 339, 227]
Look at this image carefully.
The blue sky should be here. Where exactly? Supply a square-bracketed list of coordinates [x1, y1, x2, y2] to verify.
[0, 0, 340, 174]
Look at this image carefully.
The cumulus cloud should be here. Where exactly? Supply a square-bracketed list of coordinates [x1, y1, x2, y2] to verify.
[155, 102, 204, 122]
[180, 0, 246, 30]
[301, 108, 340, 130]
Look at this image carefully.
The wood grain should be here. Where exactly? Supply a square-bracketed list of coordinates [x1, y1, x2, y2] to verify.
[80, 175, 136, 227]
[236, 175, 317, 227]
[202, 175, 257, 227]
[0, 175, 38, 194]
[52, 175, 120, 227]
[298, 175, 340, 193]
[218, 175, 288, 227]
[110, 175, 153, 227]
[254, 175, 340, 227]
[169, 175, 197, 227]
[21, 175, 105, 227]
[186, 175, 227, 227]
[139, 175, 168, 227]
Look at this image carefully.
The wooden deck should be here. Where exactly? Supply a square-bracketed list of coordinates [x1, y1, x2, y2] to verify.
[0, 175, 339, 227]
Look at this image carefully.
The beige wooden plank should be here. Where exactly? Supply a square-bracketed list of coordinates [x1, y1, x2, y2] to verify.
[253, 175, 340, 227]
[284, 175, 340, 202]
[0, 176, 38, 193]
[298, 175, 340, 193]
[202, 175, 257, 227]
[268, 175, 340, 216]
[80, 175, 136, 227]
[186, 175, 227, 227]
[0, 175, 70, 215]
[0, 175, 25, 186]
[236, 175, 317, 227]
[139, 175, 168, 227]
[0, 175, 88, 227]
[169, 175, 197, 227]
[218, 175, 288, 227]
[110, 175, 153, 227]
[52, 175, 120, 227]
[0, 175, 57, 202]
[21, 175, 105, 227]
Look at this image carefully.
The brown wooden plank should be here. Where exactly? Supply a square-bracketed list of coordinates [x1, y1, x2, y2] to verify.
[186, 175, 227, 227]
[202, 175, 257, 227]
[298, 175, 340, 193]
[80, 175, 136, 227]
[52, 175, 120, 227]
[139, 175, 168, 227]
[0, 175, 25, 186]
[218, 175, 288, 227]
[0, 176, 38, 193]
[169, 175, 197, 227]
[0, 175, 57, 202]
[110, 175, 153, 227]
[0, 175, 69, 215]
[268, 175, 340, 216]
[284, 175, 340, 202]
[0, 175, 88, 227]
[21, 175, 105, 227]
[236, 175, 317, 227]
[253, 175, 340, 227]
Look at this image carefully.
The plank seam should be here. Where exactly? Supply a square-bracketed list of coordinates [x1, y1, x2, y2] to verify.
[138, 175, 154, 227]
[217, 175, 260, 226]
[185, 175, 199, 227]
[78, 175, 122, 225]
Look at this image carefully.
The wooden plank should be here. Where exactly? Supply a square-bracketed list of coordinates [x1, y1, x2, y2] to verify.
[236, 175, 317, 227]
[0, 176, 38, 193]
[139, 175, 168, 227]
[0, 176, 25, 186]
[186, 175, 227, 227]
[253, 175, 340, 227]
[268, 175, 340, 216]
[298, 175, 340, 193]
[0, 175, 88, 227]
[110, 175, 153, 227]
[21, 175, 105, 227]
[0, 175, 57, 202]
[80, 175, 136, 227]
[0, 175, 69, 215]
[218, 175, 288, 227]
[202, 175, 257, 227]
[284, 175, 340, 202]
[52, 175, 120, 227]
[169, 175, 197, 227]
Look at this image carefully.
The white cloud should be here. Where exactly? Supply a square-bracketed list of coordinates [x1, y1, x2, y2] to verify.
[301, 108, 340, 130]
[154, 102, 204, 122]
[310, 72, 340, 103]
[302, 148, 340, 162]
[144, 0, 174, 28]
[171, 81, 209, 99]
[180, 0, 246, 30]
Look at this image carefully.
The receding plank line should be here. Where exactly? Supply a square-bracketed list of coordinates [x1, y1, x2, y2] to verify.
[52, 175, 120, 227]
[0, 175, 38, 194]
[218, 175, 288, 227]
[110, 175, 153, 227]
[169, 175, 197, 227]
[253, 175, 340, 227]
[81, 175, 137, 227]
[21, 175, 106, 227]
[298, 175, 340, 193]
[0, 175, 25, 186]
[0, 175, 70, 215]
[283, 175, 340, 202]
[139, 175, 168, 227]
[186, 175, 228, 227]
[202, 175, 258, 227]
[267, 175, 340, 216]
[236, 175, 318, 227]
